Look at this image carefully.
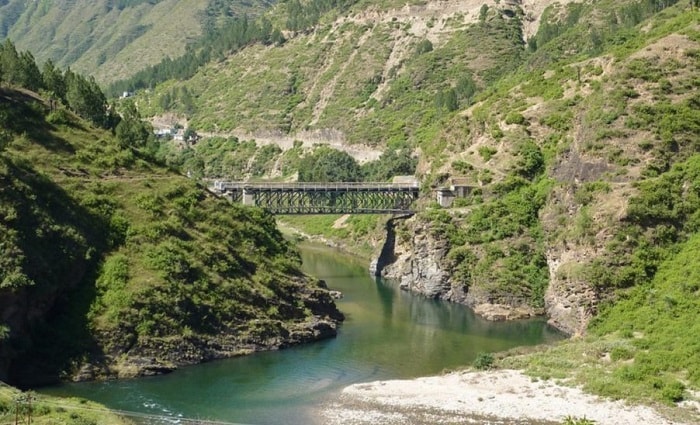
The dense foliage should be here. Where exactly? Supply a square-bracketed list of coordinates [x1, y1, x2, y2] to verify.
[593, 229, 700, 395]
[0, 86, 334, 385]
[298, 146, 362, 182]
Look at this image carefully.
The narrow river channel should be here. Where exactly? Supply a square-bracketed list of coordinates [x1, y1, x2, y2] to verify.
[43, 244, 563, 424]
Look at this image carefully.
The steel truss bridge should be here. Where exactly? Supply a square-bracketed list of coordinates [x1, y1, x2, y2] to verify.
[212, 181, 420, 214]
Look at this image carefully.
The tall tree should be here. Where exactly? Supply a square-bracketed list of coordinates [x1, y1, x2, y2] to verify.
[0, 40, 42, 91]
[42, 59, 67, 102]
[18, 51, 42, 91]
[0, 39, 21, 86]
[65, 70, 108, 127]
[115, 99, 151, 148]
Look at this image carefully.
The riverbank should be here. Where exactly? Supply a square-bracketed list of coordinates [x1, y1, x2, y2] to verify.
[319, 369, 695, 425]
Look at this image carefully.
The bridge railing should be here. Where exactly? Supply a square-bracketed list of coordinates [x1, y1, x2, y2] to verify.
[212, 181, 420, 191]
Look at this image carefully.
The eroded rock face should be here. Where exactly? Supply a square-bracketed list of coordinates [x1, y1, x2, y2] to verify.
[380, 218, 454, 300]
[544, 250, 599, 336]
[377, 216, 540, 317]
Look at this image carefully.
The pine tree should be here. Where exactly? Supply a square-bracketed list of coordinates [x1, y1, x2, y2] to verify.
[42, 59, 67, 102]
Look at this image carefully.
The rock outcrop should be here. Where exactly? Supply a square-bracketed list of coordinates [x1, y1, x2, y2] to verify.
[543, 253, 599, 336]
[376, 216, 541, 322]
[373, 213, 590, 332]
[379, 217, 456, 300]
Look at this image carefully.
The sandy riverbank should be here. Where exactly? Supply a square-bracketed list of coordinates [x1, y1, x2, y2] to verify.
[319, 369, 696, 425]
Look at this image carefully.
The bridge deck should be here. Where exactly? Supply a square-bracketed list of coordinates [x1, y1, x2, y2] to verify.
[213, 181, 419, 192]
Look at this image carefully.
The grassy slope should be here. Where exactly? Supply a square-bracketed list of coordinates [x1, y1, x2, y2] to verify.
[0, 88, 336, 385]
[0, 383, 131, 425]
[1, 0, 207, 84]
[0, 0, 276, 84]
[500, 232, 699, 421]
[136, 3, 524, 145]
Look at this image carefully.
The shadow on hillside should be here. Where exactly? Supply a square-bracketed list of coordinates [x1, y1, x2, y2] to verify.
[0, 88, 75, 154]
[1, 157, 108, 387]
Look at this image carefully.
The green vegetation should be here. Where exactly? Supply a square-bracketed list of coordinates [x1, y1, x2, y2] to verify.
[473, 352, 494, 370]
[0, 84, 338, 384]
[3, 0, 700, 419]
[502, 227, 700, 406]
[1, 40, 114, 128]
[563, 417, 596, 425]
[0, 0, 278, 84]
[298, 146, 362, 182]
[0, 385, 130, 425]
[279, 214, 385, 258]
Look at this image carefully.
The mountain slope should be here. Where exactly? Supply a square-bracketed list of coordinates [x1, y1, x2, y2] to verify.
[132, 0, 700, 322]
[0, 87, 341, 386]
[0, 0, 274, 84]
[136, 0, 529, 146]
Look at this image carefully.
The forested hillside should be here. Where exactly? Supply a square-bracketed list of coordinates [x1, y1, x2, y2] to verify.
[0, 0, 275, 84]
[0, 47, 341, 387]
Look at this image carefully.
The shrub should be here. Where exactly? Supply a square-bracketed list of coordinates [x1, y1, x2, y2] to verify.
[478, 146, 498, 162]
[415, 39, 433, 55]
[46, 109, 72, 125]
[661, 381, 685, 403]
[473, 352, 494, 370]
[505, 112, 527, 125]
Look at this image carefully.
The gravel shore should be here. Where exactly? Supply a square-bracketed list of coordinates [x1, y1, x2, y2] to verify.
[319, 369, 696, 425]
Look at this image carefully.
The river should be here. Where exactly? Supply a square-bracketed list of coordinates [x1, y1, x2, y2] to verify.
[43, 244, 563, 424]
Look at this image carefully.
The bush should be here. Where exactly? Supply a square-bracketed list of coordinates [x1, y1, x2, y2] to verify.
[415, 39, 433, 55]
[473, 352, 494, 370]
[46, 109, 72, 125]
[505, 112, 527, 125]
[661, 381, 685, 403]
[298, 146, 362, 182]
[478, 146, 498, 162]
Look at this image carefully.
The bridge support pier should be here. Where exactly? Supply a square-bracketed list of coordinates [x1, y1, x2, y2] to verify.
[242, 190, 256, 206]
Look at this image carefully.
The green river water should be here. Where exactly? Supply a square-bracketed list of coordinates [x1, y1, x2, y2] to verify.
[43, 244, 563, 424]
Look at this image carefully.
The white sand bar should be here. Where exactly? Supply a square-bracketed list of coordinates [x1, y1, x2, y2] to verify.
[320, 369, 695, 425]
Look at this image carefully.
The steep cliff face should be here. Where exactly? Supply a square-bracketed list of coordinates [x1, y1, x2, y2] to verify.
[380, 218, 456, 300]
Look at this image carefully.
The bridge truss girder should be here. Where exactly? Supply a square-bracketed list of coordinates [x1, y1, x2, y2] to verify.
[220, 186, 417, 214]
[249, 188, 416, 214]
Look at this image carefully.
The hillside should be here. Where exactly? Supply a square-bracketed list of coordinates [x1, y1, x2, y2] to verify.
[0, 0, 274, 84]
[0, 86, 342, 387]
[117, 0, 700, 410]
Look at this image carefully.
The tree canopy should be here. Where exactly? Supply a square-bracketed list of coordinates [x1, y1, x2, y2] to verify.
[0, 39, 111, 128]
[298, 146, 362, 182]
